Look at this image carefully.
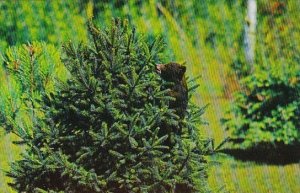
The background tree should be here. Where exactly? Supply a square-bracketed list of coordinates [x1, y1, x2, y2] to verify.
[0, 1, 87, 50]
[244, 0, 257, 70]
[223, 0, 300, 150]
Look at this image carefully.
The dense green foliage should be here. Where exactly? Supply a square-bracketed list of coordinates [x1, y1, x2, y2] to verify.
[0, 42, 66, 138]
[224, 66, 300, 148]
[223, 0, 300, 148]
[7, 20, 208, 193]
[0, 1, 87, 50]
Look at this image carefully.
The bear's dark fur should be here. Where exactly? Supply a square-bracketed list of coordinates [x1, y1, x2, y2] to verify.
[156, 62, 188, 145]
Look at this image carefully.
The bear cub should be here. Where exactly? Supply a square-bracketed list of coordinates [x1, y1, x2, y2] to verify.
[156, 62, 188, 145]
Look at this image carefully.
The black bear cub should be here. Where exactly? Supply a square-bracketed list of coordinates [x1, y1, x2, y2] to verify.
[156, 62, 188, 145]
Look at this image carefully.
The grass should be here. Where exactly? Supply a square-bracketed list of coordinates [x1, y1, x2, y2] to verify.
[208, 158, 300, 193]
[0, 132, 21, 193]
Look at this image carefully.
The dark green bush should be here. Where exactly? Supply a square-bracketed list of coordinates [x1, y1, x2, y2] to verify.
[223, 63, 300, 148]
[7, 20, 208, 193]
[224, 1, 300, 149]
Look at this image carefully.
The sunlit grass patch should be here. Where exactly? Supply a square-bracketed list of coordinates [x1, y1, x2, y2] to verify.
[0, 132, 22, 193]
[208, 153, 300, 193]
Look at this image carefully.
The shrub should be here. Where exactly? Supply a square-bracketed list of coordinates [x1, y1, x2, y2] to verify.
[224, 0, 300, 149]
[7, 19, 208, 193]
[223, 63, 300, 148]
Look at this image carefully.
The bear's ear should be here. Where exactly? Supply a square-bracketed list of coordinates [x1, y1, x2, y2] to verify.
[180, 65, 186, 74]
[178, 65, 186, 79]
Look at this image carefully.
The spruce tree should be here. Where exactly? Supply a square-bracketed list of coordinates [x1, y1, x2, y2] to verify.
[0, 42, 66, 138]
[7, 19, 208, 193]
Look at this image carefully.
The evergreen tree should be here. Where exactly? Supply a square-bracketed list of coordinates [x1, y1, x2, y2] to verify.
[0, 42, 66, 138]
[7, 19, 208, 193]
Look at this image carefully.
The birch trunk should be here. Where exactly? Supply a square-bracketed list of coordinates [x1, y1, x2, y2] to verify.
[244, 0, 257, 70]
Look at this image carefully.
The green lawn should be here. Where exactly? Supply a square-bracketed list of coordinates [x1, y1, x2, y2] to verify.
[0, 132, 21, 193]
[194, 60, 300, 193]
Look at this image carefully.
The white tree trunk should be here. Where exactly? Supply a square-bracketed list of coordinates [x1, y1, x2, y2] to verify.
[244, 0, 257, 69]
